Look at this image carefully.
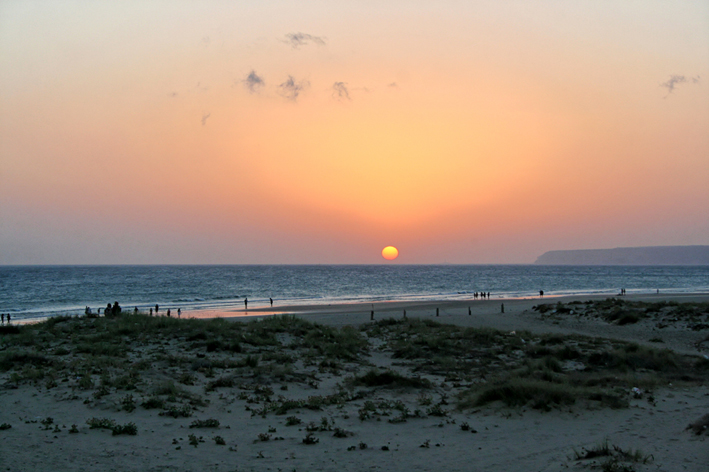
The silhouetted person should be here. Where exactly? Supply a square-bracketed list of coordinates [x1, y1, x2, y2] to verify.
[177, 308, 181, 318]
[167, 309, 171, 317]
[150, 307, 153, 316]
[6, 314, 10, 324]
[1, 313, 4, 324]
[244, 298, 248, 309]
[539, 290, 544, 298]
[155, 304, 159, 313]
[106, 303, 113, 316]
[113, 301, 121, 315]
[269, 298, 273, 307]
[134, 307, 138, 314]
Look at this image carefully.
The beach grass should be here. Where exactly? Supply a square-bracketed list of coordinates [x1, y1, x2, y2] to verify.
[1, 305, 707, 418]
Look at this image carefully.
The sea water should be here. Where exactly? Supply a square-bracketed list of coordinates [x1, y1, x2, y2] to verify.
[1, 265, 708, 323]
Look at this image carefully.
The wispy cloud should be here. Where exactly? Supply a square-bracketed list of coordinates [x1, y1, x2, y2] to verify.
[278, 76, 309, 101]
[332, 82, 350, 101]
[243, 70, 265, 93]
[201, 113, 211, 126]
[283, 32, 326, 49]
[661, 74, 700, 96]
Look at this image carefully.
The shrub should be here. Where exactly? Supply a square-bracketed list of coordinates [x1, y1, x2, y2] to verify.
[205, 376, 235, 392]
[467, 379, 577, 410]
[87, 417, 116, 430]
[121, 394, 136, 412]
[159, 404, 193, 418]
[285, 416, 302, 426]
[350, 369, 432, 389]
[686, 413, 709, 436]
[333, 427, 352, 438]
[190, 418, 220, 428]
[112, 422, 137, 436]
[141, 396, 165, 409]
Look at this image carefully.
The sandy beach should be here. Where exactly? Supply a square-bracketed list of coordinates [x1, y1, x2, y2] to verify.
[1, 293, 707, 472]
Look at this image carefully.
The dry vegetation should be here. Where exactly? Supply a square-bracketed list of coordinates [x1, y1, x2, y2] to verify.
[1, 302, 707, 466]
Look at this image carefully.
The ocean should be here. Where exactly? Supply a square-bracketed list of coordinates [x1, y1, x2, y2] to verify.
[1, 265, 708, 324]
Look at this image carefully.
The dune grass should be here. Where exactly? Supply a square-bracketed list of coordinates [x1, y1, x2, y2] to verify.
[1, 308, 707, 415]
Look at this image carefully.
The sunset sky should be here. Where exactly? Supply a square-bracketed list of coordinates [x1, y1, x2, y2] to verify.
[1, 1, 708, 264]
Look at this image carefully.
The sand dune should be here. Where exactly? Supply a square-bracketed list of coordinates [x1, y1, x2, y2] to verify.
[1, 293, 707, 471]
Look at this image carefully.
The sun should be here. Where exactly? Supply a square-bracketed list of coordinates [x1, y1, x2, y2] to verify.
[382, 246, 399, 260]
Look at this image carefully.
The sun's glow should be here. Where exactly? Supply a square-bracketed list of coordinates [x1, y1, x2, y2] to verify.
[382, 246, 399, 260]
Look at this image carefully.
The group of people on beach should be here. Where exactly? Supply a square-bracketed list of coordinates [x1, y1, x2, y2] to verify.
[82, 302, 182, 318]
[148, 304, 181, 318]
[473, 291, 490, 299]
[0, 313, 10, 324]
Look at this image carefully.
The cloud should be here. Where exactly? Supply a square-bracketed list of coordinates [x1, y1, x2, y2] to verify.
[661, 75, 700, 96]
[332, 82, 350, 101]
[387, 82, 398, 88]
[283, 32, 326, 49]
[201, 113, 211, 126]
[278, 76, 309, 101]
[243, 70, 265, 93]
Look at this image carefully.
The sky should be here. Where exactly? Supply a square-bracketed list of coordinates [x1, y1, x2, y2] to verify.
[1, 1, 708, 264]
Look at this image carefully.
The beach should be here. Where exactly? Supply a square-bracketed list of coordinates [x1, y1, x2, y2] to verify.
[1, 293, 707, 471]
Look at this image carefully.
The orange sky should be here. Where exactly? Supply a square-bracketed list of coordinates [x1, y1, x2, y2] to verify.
[1, 1, 708, 264]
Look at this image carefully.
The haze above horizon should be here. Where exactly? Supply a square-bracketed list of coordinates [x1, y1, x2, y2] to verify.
[1, 1, 707, 264]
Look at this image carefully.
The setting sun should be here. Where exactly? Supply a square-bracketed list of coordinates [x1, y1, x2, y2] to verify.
[382, 246, 399, 260]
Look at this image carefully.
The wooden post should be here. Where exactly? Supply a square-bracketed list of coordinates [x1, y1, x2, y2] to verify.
[501, 303, 505, 314]
[370, 310, 374, 321]
[436, 308, 439, 317]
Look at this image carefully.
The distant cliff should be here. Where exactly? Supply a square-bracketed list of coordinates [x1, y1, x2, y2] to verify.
[535, 246, 709, 265]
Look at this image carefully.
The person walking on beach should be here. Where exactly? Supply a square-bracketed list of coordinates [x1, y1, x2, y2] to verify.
[270, 298, 273, 307]
[155, 304, 159, 314]
[244, 298, 248, 309]
[1, 313, 4, 324]
[6, 314, 10, 324]
[150, 307, 153, 316]
[167, 309, 171, 317]
[177, 308, 181, 318]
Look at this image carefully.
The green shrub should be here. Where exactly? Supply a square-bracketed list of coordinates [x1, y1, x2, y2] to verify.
[350, 369, 432, 389]
[112, 422, 137, 436]
[159, 404, 193, 418]
[87, 417, 117, 430]
[189, 418, 220, 428]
